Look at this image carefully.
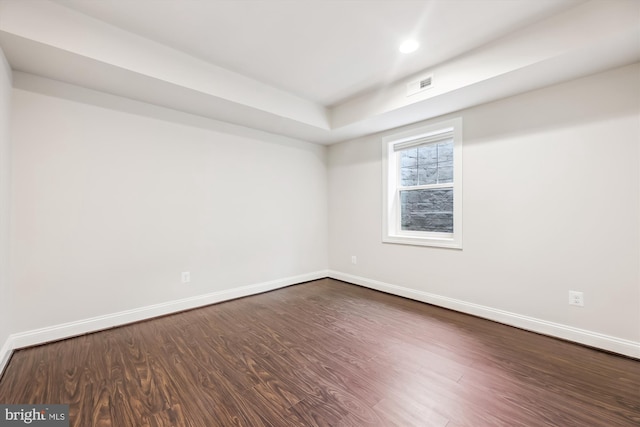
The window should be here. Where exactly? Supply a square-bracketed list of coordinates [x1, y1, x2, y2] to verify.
[382, 118, 462, 248]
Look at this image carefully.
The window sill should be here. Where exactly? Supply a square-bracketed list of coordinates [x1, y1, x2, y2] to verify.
[382, 234, 462, 249]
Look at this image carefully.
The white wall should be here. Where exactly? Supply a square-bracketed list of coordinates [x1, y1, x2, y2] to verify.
[0, 48, 12, 364]
[3, 62, 638, 362]
[328, 63, 640, 356]
[9, 79, 328, 334]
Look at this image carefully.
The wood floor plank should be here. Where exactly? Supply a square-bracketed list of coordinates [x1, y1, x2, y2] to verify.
[1, 278, 638, 426]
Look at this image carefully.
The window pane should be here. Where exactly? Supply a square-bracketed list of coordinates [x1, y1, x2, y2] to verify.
[400, 148, 418, 167]
[400, 188, 453, 232]
[400, 148, 418, 186]
[437, 141, 453, 183]
[418, 144, 438, 167]
[437, 165, 453, 183]
[401, 167, 418, 186]
[437, 140, 453, 163]
[418, 166, 437, 185]
[401, 140, 454, 187]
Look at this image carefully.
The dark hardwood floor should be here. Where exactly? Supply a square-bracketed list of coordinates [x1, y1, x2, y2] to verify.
[0, 278, 638, 426]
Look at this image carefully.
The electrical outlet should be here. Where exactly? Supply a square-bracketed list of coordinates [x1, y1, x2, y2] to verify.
[181, 271, 190, 284]
[569, 291, 584, 307]
[351, 256, 357, 265]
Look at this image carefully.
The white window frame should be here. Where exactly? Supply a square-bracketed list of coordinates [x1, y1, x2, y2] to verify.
[382, 117, 463, 249]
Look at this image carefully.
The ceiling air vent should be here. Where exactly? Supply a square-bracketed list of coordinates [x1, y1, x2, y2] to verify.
[407, 74, 434, 97]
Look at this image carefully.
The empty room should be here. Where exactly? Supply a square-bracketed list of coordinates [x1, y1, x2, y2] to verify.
[0, 0, 638, 426]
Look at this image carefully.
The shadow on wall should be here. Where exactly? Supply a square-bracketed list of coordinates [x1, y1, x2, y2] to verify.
[12, 72, 326, 159]
[462, 64, 639, 147]
[329, 63, 639, 167]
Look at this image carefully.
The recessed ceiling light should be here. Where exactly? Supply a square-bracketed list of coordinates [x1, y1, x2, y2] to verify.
[399, 39, 419, 54]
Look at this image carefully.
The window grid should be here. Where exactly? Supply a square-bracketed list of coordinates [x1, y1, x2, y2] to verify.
[397, 140, 454, 233]
[382, 117, 462, 249]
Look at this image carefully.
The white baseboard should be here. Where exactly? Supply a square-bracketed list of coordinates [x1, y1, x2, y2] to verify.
[328, 270, 640, 359]
[0, 270, 329, 377]
[0, 337, 12, 378]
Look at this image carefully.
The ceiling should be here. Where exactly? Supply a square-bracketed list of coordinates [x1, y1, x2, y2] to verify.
[48, 0, 583, 107]
[0, 0, 639, 144]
